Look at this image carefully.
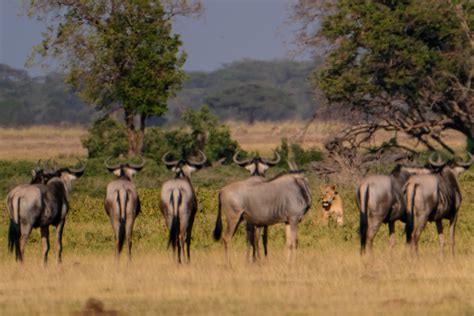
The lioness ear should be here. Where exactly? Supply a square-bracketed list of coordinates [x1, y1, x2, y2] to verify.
[331, 184, 336, 190]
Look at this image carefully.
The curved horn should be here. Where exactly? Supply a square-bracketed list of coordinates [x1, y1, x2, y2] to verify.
[104, 156, 121, 170]
[188, 150, 207, 166]
[428, 152, 445, 168]
[455, 151, 473, 168]
[44, 158, 54, 173]
[233, 151, 252, 166]
[127, 155, 146, 170]
[68, 158, 86, 173]
[162, 152, 179, 166]
[261, 151, 281, 166]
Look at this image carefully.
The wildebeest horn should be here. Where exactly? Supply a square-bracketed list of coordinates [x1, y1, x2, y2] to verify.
[233, 151, 252, 166]
[428, 152, 445, 168]
[454, 151, 473, 168]
[188, 150, 207, 166]
[261, 151, 281, 166]
[127, 155, 146, 170]
[44, 158, 55, 173]
[104, 156, 121, 170]
[162, 152, 179, 166]
[68, 158, 86, 173]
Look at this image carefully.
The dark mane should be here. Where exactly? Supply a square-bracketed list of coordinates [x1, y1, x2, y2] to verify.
[267, 169, 305, 182]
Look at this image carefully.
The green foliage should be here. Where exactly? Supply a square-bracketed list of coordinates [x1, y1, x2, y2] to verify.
[275, 138, 323, 167]
[81, 117, 128, 158]
[310, 0, 474, 141]
[144, 106, 239, 163]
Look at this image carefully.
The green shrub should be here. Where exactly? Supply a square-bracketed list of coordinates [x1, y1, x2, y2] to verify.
[144, 106, 239, 164]
[275, 138, 323, 167]
[81, 117, 128, 158]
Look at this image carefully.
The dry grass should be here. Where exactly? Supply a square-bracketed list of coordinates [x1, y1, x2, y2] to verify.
[0, 249, 473, 315]
[0, 122, 467, 160]
[0, 126, 87, 160]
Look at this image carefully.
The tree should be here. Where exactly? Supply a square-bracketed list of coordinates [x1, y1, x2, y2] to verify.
[292, 0, 474, 154]
[26, 0, 202, 155]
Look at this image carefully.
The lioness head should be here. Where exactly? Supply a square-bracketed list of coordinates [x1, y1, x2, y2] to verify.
[319, 184, 338, 209]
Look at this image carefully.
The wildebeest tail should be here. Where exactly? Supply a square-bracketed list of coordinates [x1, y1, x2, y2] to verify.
[7, 196, 21, 260]
[213, 193, 223, 241]
[404, 183, 417, 244]
[358, 184, 369, 255]
[116, 190, 128, 253]
[168, 189, 181, 250]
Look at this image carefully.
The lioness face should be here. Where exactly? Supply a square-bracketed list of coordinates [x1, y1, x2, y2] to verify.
[319, 184, 337, 209]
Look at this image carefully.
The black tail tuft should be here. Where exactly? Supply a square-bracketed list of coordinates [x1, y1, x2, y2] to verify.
[358, 186, 369, 255]
[117, 219, 126, 254]
[8, 219, 21, 261]
[213, 193, 223, 241]
[168, 215, 180, 250]
[405, 184, 416, 244]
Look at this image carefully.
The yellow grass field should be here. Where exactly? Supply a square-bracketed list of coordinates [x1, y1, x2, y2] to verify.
[0, 122, 473, 315]
[0, 121, 467, 160]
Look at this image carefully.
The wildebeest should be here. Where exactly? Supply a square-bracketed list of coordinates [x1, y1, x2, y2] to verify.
[6, 160, 86, 264]
[232, 151, 280, 261]
[356, 164, 431, 256]
[104, 156, 145, 262]
[404, 152, 472, 256]
[160, 150, 207, 263]
[213, 161, 312, 264]
[318, 184, 344, 226]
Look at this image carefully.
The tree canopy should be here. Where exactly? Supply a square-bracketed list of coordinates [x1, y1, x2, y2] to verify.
[293, 0, 474, 154]
[26, 0, 201, 155]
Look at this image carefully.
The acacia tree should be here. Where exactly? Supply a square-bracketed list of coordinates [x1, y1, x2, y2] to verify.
[292, 0, 474, 155]
[26, 0, 202, 155]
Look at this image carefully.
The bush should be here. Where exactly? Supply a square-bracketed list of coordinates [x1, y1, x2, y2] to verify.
[144, 106, 239, 163]
[275, 138, 323, 167]
[81, 117, 128, 158]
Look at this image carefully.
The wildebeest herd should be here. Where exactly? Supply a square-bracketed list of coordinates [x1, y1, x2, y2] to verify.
[5, 151, 472, 265]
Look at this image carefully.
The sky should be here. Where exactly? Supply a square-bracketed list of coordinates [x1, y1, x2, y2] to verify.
[0, 0, 307, 76]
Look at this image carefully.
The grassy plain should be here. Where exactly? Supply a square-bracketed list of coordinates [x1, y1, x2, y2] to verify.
[0, 123, 473, 314]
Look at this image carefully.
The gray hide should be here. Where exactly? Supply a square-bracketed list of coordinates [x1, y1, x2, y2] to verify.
[214, 163, 311, 264]
[232, 151, 281, 261]
[6, 161, 85, 264]
[160, 151, 206, 263]
[404, 153, 472, 256]
[104, 157, 145, 262]
[356, 164, 431, 256]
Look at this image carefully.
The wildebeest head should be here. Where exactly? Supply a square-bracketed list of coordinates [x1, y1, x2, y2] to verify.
[428, 152, 473, 175]
[162, 150, 207, 179]
[30, 159, 48, 184]
[233, 151, 281, 176]
[52, 159, 87, 180]
[105, 156, 145, 180]
[320, 184, 338, 210]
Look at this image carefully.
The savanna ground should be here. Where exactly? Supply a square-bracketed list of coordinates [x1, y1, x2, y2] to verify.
[0, 122, 473, 315]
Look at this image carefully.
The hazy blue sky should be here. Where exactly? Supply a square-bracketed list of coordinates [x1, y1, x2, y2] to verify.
[0, 0, 306, 76]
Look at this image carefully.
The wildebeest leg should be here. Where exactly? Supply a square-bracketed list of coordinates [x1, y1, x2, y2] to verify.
[388, 222, 395, 253]
[449, 212, 459, 257]
[411, 214, 428, 257]
[111, 218, 121, 261]
[56, 219, 66, 264]
[254, 227, 261, 261]
[222, 210, 244, 266]
[19, 223, 33, 263]
[285, 222, 298, 263]
[125, 218, 134, 263]
[365, 217, 382, 257]
[435, 220, 445, 258]
[186, 211, 196, 263]
[262, 226, 268, 257]
[40, 226, 50, 266]
[245, 223, 256, 262]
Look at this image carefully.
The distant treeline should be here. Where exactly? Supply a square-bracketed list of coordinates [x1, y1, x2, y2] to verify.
[0, 59, 322, 127]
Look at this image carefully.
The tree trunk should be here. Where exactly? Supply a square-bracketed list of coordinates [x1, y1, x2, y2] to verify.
[125, 110, 146, 156]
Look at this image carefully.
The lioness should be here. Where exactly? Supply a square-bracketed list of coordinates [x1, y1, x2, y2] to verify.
[318, 184, 344, 226]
